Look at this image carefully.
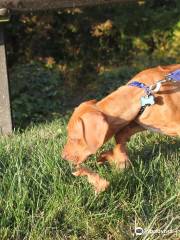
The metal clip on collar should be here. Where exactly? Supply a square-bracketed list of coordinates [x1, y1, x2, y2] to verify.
[150, 80, 166, 93]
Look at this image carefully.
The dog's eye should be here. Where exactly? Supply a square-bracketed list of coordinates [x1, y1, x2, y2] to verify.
[70, 138, 81, 143]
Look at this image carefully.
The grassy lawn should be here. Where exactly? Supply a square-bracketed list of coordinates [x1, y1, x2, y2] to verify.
[0, 119, 179, 240]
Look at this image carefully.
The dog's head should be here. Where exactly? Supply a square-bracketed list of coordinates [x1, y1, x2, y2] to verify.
[62, 100, 109, 165]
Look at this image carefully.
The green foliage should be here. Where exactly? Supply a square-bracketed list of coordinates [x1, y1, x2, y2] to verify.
[9, 62, 139, 128]
[6, 0, 180, 79]
[10, 63, 70, 128]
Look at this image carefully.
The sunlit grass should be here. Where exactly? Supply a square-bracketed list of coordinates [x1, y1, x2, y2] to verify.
[0, 119, 179, 240]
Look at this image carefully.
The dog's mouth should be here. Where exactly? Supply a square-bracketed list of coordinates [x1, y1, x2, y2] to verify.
[62, 152, 84, 165]
[63, 153, 94, 168]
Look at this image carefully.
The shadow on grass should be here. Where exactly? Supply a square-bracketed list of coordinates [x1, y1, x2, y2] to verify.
[91, 133, 180, 196]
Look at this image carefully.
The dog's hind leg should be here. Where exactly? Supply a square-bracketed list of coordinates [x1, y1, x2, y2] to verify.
[98, 121, 145, 169]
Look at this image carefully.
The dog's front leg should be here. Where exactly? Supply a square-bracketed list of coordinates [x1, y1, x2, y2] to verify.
[98, 122, 145, 169]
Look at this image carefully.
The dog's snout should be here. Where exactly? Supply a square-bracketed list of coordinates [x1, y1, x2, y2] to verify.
[61, 150, 68, 160]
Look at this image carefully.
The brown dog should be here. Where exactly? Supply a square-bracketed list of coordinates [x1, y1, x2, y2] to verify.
[62, 64, 180, 192]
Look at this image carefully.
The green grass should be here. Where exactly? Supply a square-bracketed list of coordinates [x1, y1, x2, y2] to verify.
[0, 119, 179, 240]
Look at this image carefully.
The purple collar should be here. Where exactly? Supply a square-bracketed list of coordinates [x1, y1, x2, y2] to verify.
[128, 81, 151, 95]
[128, 68, 180, 95]
[166, 69, 180, 82]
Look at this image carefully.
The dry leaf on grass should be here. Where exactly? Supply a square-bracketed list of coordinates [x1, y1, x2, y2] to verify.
[73, 167, 109, 194]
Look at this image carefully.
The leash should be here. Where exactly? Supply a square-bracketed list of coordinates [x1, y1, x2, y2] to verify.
[150, 69, 180, 92]
[128, 69, 180, 114]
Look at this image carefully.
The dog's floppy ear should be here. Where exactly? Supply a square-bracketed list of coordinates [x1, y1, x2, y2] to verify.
[80, 111, 108, 153]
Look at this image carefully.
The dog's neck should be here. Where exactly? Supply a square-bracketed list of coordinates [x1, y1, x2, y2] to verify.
[96, 85, 143, 130]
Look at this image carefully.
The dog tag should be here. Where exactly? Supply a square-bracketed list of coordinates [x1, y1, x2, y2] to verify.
[141, 95, 155, 107]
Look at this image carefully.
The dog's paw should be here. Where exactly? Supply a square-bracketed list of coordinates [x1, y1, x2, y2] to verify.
[98, 152, 130, 170]
[113, 159, 131, 170]
[97, 151, 113, 165]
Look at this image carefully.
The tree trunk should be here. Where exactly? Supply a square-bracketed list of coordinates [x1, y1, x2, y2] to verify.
[0, 25, 12, 135]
